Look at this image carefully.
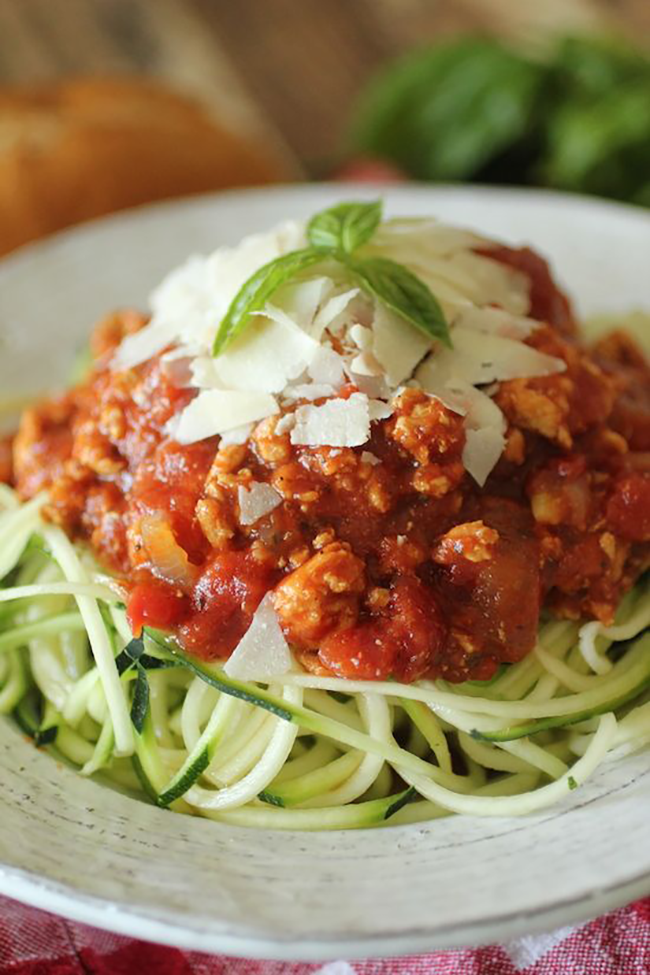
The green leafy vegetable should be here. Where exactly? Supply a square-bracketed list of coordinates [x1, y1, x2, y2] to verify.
[345, 255, 451, 347]
[213, 248, 323, 355]
[349, 33, 650, 206]
[307, 200, 382, 253]
[212, 198, 450, 356]
[351, 37, 545, 181]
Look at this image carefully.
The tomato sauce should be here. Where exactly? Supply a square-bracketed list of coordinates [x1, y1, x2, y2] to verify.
[8, 247, 650, 683]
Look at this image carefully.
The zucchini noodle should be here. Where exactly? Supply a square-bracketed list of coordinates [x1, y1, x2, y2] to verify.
[1, 486, 649, 830]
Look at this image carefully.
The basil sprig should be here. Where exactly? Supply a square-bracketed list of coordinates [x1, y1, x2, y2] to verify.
[307, 199, 382, 253]
[212, 199, 450, 356]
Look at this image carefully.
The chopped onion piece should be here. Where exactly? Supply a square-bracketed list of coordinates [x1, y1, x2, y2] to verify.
[361, 451, 381, 466]
[141, 514, 196, 587]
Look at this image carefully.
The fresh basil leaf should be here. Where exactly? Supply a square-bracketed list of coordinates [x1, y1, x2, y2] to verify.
[213, 248, 323, 356]
[307, 200, 382, 253]
[351, 37, 545, 181]
[551, 35, 650, 101]
[347, 255, 450, 347]
[130, 663, 150, 734]
[542, 83, 650, 202]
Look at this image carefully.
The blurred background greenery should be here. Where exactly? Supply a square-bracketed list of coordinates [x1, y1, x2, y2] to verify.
[0, 0, 649, 255]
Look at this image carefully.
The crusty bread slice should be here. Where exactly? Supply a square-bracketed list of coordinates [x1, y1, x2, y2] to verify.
[0, 77, 290, 255]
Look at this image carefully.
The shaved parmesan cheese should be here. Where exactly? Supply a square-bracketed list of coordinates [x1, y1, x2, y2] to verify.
[209, 313, 319, 394]
[368, 399, 394, 421]
[417, 328, 565, 389]
[455, 306, 538, 340]
[348, 372, 391, 400]
[271, 277, 331, 339]
[418, 376, 507, 487]
[350, 324, 373, 351]
[307, 346, 346, 387]
[191, 356, 223, 389]
[370, 219, 487, 261]
[456, 384, 506, 487]
[114, 221, 306, 370]
[433, 251, 530, 316]
[114, 317, 179, 372]
[371, 303, 433, 386]
[291, 393, 371, 448]
[314, 288, 360, 334]
[170, 390, 278, 445]
[290, 393, 392, 448]
[238, 482, 282, 525]
[223, 593, 293, 681]
[275, 413, 297, 435]
[463, 427, 506, 487]
[220, 423, 254, 446]
[350, 351, 383, 377]
[284, 383, 336, 402]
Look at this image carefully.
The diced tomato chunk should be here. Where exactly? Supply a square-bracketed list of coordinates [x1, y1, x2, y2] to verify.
[606, 473, 650, 541]
[179, 552, 277, 660]
[319, 577, 446, 682]
[127, 582, 189, 636]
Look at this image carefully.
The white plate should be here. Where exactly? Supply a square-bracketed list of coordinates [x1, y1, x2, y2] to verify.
[0, 185, 649, 961]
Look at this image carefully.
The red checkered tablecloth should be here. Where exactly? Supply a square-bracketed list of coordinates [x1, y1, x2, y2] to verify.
[1, 895, 649, 974]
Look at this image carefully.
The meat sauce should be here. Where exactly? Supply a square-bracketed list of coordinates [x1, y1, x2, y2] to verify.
[7, 250, 650, 684]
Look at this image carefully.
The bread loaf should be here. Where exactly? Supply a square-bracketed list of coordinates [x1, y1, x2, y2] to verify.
[0, 78, 289, 255]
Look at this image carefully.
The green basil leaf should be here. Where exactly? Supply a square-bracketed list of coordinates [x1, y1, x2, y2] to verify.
[347, 255, 450, 347]
[542, 83, 650, 201]
[307, 200, 383, 253]
[351, 37, 546, 181]
[212, 248, 323, 356]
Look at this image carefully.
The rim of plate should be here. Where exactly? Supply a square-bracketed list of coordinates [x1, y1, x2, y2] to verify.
[1, 183, 649, 961]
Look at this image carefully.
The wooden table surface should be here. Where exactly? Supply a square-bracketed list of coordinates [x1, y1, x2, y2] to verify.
[0, 0, 648, 173]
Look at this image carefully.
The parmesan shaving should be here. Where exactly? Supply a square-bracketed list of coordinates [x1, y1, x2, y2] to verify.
[170, 390, 278, 445]
[284, 383, 336, 402]
[417, 328, 565, 389]
[307, 346, 346, 387]
[275, 414, 297, 435]
[220, 423, 254, 446]
[209, 312, 319, 394]
[371, 303, 433, 386]
[455, 306, 538, 340]
[291, 393, 371, 448]
[114, 221, 305, 370]
[238, 482, 282, 526]
[223, 593, 293, 681]
[113, 211, 565, 487]
[418, 377, 507, 487]
[463, 427, 506, 487]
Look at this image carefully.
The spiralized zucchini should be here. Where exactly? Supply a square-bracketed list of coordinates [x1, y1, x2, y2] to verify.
[1, 486, 648, 830]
